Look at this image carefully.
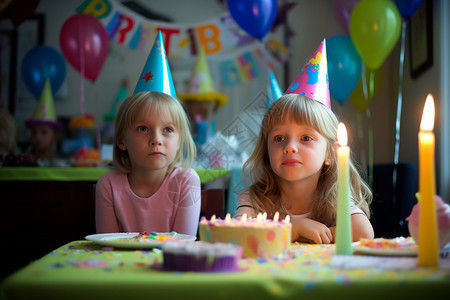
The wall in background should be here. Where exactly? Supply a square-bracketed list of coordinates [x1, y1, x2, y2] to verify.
[4, 0, 447, 197]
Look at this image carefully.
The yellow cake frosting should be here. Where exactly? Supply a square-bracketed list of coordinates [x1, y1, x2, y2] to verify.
[199, 213, 292, 258]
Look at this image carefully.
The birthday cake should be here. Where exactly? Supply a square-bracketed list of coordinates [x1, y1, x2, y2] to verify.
[161, 241, 242, 272]
[199, 213, 292, 258]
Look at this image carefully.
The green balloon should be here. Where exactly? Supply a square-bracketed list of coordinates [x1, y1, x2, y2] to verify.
[350, 0, 401, 70]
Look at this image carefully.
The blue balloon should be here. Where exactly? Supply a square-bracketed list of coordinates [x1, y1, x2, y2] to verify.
[327, 35, 362, 104]
[21, 45, 66, 99]
[227, 0, 278, 40]
[394, 0, 424, 19]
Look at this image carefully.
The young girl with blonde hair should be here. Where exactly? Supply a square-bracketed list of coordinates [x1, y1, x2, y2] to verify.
[235, 39, 373, 244]
[96, 31, 201, 236]
[96, 91, 200, 236]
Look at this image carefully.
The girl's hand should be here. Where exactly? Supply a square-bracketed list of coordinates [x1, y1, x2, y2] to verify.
[291, 217, 333, 244]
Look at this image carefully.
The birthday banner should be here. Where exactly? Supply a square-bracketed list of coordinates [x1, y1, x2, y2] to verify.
[76, 0, 289, 86]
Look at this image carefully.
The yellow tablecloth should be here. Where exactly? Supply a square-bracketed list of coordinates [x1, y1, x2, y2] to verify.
[0, 167, 230, 184]
[1, 240, 449, 299]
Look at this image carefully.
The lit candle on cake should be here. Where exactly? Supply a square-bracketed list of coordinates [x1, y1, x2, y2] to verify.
[225, 213, 231, 224]
[242, 213, 247, 222]
[273, 212, 279, 222]
[335, 122, 353, 255]
[418, 94, 439, 267]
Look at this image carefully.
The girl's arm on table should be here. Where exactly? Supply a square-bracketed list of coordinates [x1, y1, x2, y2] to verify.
[291, 217, 333, 244]
[329, 213, 374, 242]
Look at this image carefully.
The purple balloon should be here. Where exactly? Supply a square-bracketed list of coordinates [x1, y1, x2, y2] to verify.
[227, 0, 278, 40]
[333, 0, 360, 35]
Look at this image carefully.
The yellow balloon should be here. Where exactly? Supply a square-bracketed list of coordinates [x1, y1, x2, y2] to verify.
[350, 68, 383, 112]
[350, 0, 401, 70]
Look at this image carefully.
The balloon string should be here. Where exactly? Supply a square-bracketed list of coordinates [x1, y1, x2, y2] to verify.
[393, 19, 406, 177]
[79, 23, 85, 116]
[367, 107, 373, 188]
[361, 63, 374, 187]
[391, 18, 406, 234]
[362, 64, 368, 101]
[357, 112, 367, 168]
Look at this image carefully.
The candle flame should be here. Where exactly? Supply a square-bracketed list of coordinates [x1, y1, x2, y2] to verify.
[337, 122, 348, 146]
[242, 213, 247, 222]
[262, 212, 267, 220]
[273, 211, 279, 222]
[211, 215, 216, 222]
[225, 213, 231, 223]
[256, 213, 262, 222]
[284, 215, 290, 224]
[420, 94, 435, 131]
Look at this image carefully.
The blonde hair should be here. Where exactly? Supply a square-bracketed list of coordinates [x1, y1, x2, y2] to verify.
[242, 94, 371, 226]
[113, 91, 196, 173]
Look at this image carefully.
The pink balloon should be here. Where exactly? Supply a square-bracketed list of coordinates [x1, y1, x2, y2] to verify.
[59, 13, 109, 82]
[333, 0, 360, 35]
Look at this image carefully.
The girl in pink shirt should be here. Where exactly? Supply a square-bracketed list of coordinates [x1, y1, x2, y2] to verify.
[96, 91, 201, 236]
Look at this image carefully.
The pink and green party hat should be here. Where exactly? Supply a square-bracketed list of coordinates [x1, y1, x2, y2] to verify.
[285, 39, 331, 108]
[25, 78, 62, 130]
[178, 47, 228, 107]
[133, 31, 176, 97]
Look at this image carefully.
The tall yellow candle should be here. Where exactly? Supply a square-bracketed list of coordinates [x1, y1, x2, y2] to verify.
[418, 94, 439, 267]
[335, 123, 353, 255]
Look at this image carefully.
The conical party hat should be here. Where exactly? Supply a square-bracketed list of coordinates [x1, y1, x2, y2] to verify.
[285, 39, 330, 108]
[133, 31, 176, 97]
[266, 71, 283, 109]
[25, 78, 62, 130]
[178, 47, 228, 107]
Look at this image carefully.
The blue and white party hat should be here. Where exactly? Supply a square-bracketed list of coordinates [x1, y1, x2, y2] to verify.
[133, 31, 176, 97]
[266, 71, 283, 109]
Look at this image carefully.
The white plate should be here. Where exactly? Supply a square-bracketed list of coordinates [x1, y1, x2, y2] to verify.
[352, 237, 418, 257]
[85, 232, 196, 249]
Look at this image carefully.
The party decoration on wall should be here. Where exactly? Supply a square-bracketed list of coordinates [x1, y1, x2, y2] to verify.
[327, 35, 362, 105]
[75, 0, 288, 87]
[133, 31, 176, 96]
[285, 39, 330, 109]
[266, 71, 283, 109]
[350, 67, 382, 113]
[21, 45, 67, 100]
[227, 0, 278, 40]
[178, 47, 228, 107]
[333, 0, 360, 36]
[349, 0, 401, 70]
[0, 0, 40, 27]
[59, 13, 109, 82]
[25, 79, 62, 130]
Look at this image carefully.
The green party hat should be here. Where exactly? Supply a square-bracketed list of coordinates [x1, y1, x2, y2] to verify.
[25, 78, 62, 130]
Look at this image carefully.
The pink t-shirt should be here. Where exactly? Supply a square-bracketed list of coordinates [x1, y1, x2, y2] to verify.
[95, 167, 201, 236]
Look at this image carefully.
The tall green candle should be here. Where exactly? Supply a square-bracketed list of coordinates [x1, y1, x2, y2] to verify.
[335, 122, 353, 255]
